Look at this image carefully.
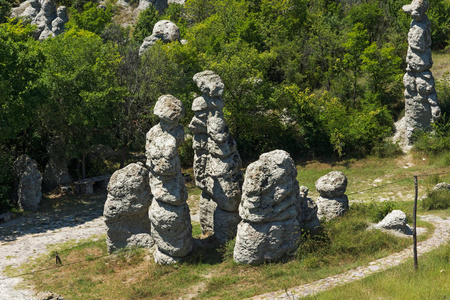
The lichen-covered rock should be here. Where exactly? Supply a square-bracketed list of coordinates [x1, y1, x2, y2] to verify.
[139, 20, 180, 56]
[13, 155, 42, 212]
[190, 71, 243, 243]
[234, 150, 301, 265]
[315, 171, 347, 198]
[146, 95, 192, 264]
[103, 163, 153, 253]
[394, 0, 440, 148]
[432, 182, 450, 191]
[42, 139, 71, 192]
[375, 210, 408, 233]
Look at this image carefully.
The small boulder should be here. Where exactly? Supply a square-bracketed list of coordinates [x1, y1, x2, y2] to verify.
[375, 210, 408, 233]
[315, 171, 347, 198]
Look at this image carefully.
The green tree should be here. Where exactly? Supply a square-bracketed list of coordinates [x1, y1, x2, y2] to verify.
[67, 2, 113, 35]
[39, 28, 124, 178]
[133, 5, 159, 42]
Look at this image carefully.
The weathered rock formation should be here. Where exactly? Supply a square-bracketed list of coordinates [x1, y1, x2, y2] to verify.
[432, 182, 450, 192]
[13, 154, 42, 211]
[146, 95, 192, 264]
[295, 186, 320, 232]
[139, 20, 180, 56]
[233, 150, 301, 265]
[315, 171, 349, 221]
[103, 163, 153, 253]
[42, 139, 71, 192]
[394, 0, 440, 147]
[12, 0, 69, 41]
[189, 70, 243, 243]
[375, 210, 409, 233]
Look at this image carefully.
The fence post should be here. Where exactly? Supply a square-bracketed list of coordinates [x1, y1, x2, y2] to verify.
[413, 175, 418, 270]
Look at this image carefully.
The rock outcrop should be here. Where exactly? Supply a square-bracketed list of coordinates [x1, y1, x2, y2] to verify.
[189, 70, 243, 243]
[393, 0, 440, 148]
[42, 139, 71, 192]
[13, 154, 42, 211]
[139, 20, 180, 56]
[233, 150, 301, 265]
[295, 186, 320, 232]
[315, 171, 349, 221]
[375, 210, 409, 233]
[146, 95, 192, 264]
[103, 163, 153, 253]
[12, 0, 69, 40]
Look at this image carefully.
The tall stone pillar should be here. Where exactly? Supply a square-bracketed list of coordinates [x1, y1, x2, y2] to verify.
[189, 70, 243, 243]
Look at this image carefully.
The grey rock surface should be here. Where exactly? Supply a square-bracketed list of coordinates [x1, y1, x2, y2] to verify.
[375, 210, 408, 233]
[432, 182, 450, 191]
[394, 0, 440, 147]
[42, 139, 71, 192]
[315, 171, 347, 198]
[296, 186, 320, 232]
[316, 195, 349, 221]
[103, 163, 153, 253]
[146, 95, 192, 264]
[234, 150, 301, 265]
[139, 20, 180, 56]
[13, 155, 42, 212]
[189, 71, 243, 243]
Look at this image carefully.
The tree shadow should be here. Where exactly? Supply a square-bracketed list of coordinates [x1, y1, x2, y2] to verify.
[0, 191, 107, 244]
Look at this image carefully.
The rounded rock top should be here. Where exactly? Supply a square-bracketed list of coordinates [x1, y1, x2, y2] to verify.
[193, 70, 224, 97]
[152, 20, 180, 42]
[315, 171, 347, 198]
[154, 95, 185, 123]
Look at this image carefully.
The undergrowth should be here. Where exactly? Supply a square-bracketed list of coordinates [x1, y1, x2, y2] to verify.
[422, 188, 450, 210]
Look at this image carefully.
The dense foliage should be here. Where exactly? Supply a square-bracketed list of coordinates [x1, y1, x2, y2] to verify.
[1, 0, 450, 211]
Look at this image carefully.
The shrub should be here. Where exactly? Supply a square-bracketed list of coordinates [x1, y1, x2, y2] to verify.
[0, 150, 13, 213]
[421, 188, 450, 210]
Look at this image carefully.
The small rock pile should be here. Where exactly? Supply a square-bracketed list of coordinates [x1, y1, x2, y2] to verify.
[189, 70, 243, 243]
[394, 0, 440, 147]
[103, 163, 153, 253]
[13, 154, 42, 212]
[146, 95, 192, 264]
[139, 20, 180, 56]
[233, 150, 301, 265]
[315, 171, 349, 221]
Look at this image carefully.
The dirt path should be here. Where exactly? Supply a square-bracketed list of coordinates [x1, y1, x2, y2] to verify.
[251, 215, 450, 300]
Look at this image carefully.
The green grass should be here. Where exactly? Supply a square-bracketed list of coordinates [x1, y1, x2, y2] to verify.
[306, 242, 450, 300]
[12, 202, 436, 300]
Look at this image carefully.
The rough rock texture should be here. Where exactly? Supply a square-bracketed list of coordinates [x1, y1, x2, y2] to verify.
[12, 0, 69, 40]
[233, 150, 301, 265]
[103, 163, 153, 253]
[13, 155, 42, 212]
[393, 0, 440, 148]
[432, 182, 450, 191]
[139, 20, 180, 56]
[189, 70, 243, 243]
[36, 291, 65, 300]
[315, 171, 349, 221]
[295, 186, 320, 232]
[375, 210, 408, 233]
[42, 139, 71, 192]
[146, 95, 192, 264]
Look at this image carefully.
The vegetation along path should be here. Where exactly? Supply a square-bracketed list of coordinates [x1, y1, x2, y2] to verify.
[251, 215, 450, 300]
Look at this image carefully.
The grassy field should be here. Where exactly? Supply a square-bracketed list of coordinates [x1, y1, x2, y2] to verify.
[6, 151, 450, 299]
[305, 242, 450, 300]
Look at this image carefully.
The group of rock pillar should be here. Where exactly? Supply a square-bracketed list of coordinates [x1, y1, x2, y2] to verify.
[104, 71, 352, 265]
[189, 70, 244, 243]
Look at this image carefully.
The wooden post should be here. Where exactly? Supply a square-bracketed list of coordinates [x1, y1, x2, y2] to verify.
[413, 175, 418, 270]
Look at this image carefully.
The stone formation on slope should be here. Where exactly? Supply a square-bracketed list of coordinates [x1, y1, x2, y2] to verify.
[315, 171, 349, 221]
[394, 0, 440, 147]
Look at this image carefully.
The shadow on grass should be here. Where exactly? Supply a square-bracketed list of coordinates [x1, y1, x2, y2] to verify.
[0, 191, 106, 244]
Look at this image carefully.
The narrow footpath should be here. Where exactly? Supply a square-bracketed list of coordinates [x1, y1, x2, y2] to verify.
[251, 215, 450, 300]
